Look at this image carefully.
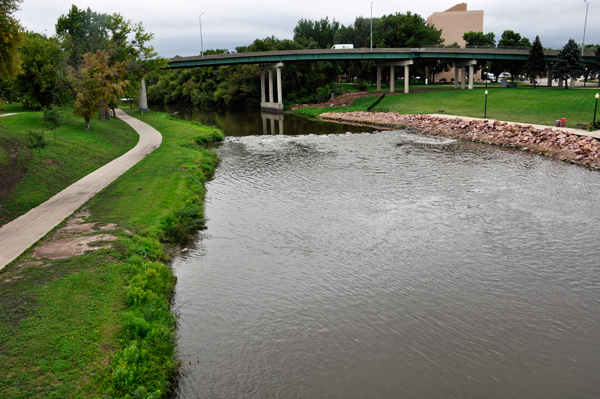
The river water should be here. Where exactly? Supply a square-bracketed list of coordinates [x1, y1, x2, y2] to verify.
[165, 107, 600, 398]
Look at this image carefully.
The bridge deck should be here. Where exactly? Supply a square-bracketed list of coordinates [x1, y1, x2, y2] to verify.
[168, 47, 595, 69]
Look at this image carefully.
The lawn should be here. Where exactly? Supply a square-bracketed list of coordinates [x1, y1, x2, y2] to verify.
[296, 86, 600, 129]
[0, 106, 139, 227]
[0, 110, 223, 398]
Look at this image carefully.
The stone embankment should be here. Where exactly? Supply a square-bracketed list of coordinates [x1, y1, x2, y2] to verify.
[320, 112, 600, 170]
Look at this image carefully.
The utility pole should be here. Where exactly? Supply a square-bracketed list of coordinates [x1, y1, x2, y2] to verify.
[370, 2, 373, 51]
[199, 13, 204, 58]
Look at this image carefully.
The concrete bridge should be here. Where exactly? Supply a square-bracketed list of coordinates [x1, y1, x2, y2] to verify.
[138, 48, 596, 113]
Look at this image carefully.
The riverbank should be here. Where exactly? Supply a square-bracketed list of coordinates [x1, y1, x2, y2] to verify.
[319, 112, 600, 170]
[0, 111, 223, 397]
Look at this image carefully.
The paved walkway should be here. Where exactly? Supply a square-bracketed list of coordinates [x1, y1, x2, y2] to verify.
[428, 114, 600, 140]
[0, 109, 162, 270]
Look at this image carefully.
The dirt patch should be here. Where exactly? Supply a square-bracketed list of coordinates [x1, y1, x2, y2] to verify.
[291, 91, 378, 110]
[34, 234, 118, 259]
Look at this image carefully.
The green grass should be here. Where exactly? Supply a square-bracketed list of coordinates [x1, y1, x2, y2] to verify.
[0, 106, 139, 227]
[296, 86, 600, 128]
[0, 110, 223, 398]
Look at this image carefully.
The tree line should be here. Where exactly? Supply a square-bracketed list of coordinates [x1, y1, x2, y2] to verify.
[0, 1, 162, 130]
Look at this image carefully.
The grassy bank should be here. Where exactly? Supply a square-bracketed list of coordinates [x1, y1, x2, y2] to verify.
[296, 87, 600, 129]
[0, 111, 223, 397]
[0, 105, 139, 227]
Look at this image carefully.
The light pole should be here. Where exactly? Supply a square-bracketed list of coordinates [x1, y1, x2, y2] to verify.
[199, 13, 204, 58]
[484, 90, 488, 118]
[593, 93, 599, 128]
[370, 2, 373, 51]
[582, 0, 589, 55]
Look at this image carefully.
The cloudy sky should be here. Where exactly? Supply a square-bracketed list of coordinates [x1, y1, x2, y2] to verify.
[16, 0, 599, 58]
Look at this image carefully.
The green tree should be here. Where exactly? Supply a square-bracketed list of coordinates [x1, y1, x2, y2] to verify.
[0, 0, 24, 78]
[494, 30, 532, 81]
[463, 31, 496, 47]
[334, 16, 372, 48]
[293, 17, 339, 49]
[374, 12, 443, 48]
[553, 39, 586, 89]
[42, 106, 64, 143]
[15, 32, 69, 109]
[70, 50, 128, 130]
[26, 130, 47, 164]
[526, 36, 546, 88]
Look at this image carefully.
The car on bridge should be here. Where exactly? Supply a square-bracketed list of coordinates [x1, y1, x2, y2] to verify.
[225, 50, 237, 55]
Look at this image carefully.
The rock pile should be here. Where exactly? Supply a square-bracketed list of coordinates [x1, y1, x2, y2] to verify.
[319, 112, 600, 170]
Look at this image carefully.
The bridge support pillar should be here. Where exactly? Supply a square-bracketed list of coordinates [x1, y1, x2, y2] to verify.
[138, 77, 148, 113]
[375, 60, 414, 94]
[260, 62, 284, 113]
[453, 60, 477, 90]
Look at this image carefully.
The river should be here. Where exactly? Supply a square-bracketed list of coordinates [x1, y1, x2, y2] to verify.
[156, 106, 600, 398]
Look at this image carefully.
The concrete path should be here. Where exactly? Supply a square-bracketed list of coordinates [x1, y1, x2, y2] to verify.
[0, 109, 162, 270]
[428, 114, 600, 140]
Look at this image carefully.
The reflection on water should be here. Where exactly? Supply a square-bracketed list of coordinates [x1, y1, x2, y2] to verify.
[261, 112, 284, 135]
[168, 106, 600, 398]
[149, 104, 374, 137]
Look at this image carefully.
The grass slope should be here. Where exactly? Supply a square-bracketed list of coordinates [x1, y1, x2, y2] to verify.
[0, 110, 223, 398]
[0, 106, 139, 227]
[296, 87, 600, 128]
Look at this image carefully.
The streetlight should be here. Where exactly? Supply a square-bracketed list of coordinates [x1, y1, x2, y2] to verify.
[593, 93, 599, 128]
[199, 13, 204, 58]
[370, 2, 373, 51]
[484, 90, 488, 118]
[582, 0, 589, 55]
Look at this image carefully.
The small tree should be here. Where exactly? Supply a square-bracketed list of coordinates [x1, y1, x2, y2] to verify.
[553, 39, 586, 89]
[42, 106, 63, 143]
[526, 36, 546, 88]
[26, 130, 47, 164]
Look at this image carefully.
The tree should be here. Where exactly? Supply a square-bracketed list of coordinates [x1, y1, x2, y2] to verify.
[42, 106, 63, 143]
[334, 16, 371, 48]
[0, 0, 24, 78]
[374, 12, 443, 48]
[495, 30, 532, 81]
[15, 32, 69, 109]
[293, 17, 339, 49]
[463, 31, 496, 47]
[553, 39, 586, 89]
[526, 36, 546, 88]
[70, 50, 128, 130]
[26, 130, 47, 164]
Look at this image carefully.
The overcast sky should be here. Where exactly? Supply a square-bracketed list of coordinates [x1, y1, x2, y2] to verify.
[16, 0, 599, 58]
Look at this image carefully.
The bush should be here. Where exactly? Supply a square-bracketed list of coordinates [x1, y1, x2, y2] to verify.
[160, 204, 205, 244]
[354, 80, 369, 91]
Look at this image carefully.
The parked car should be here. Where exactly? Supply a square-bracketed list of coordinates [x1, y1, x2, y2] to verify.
[499, 72, 511, 79]
[439, 78, 448, 83]
[485, 73, 496, 82]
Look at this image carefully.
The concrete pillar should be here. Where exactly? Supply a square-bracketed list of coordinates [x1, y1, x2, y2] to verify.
[279, 119, 284, 135]
[276, 67, 282, 104]
[468, 65, 474, 89]
[260, 70, 266, 102]
[138, 77, 148, 113]
[404, 65, 409, 94]
[377, 67, 382, 92]
[262, 115, 267, 135]
[461, 67, 466, 90]
[454, 67, 459, 89]
[268, 69, 273, 103]
[270, 118, 275, 135]
[390, 66, 395, 93]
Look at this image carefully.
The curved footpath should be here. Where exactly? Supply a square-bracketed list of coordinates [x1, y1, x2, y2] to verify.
[0, 109, 162, 270]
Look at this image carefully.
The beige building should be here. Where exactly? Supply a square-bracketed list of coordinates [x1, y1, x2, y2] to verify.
[426, 3, 484, 81]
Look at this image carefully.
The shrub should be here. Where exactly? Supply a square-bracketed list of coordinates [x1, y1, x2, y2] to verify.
[160, 204, 205, 244]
